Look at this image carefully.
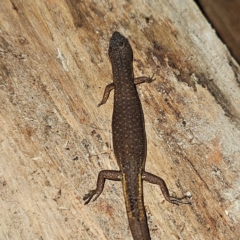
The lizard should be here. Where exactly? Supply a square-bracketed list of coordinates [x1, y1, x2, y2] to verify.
[83, 31, 191, 240]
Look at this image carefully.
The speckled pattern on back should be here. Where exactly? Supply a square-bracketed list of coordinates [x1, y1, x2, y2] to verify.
[83, 32, 191, 240]
[109, 32, 147, 174]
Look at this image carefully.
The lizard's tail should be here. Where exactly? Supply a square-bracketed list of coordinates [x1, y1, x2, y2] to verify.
[128, 216, 151, 240]
[123, 173, 151, 240]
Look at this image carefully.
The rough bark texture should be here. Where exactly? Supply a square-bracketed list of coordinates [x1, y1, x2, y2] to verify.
[0, 0, 240, 240]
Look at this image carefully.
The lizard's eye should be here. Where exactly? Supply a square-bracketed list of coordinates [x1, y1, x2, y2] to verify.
[118, 40, 125, 49]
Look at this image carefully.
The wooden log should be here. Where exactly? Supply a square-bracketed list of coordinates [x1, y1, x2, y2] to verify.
[0, 0, 239, 239]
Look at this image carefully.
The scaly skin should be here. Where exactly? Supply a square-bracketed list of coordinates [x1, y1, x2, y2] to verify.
[83, 32, 191, 240]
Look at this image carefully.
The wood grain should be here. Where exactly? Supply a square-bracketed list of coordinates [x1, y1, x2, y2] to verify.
[0, 0, 239, 239]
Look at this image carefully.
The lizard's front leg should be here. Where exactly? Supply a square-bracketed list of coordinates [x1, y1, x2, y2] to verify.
[134, 73, 155, 85]
[98, 82, 115, 107]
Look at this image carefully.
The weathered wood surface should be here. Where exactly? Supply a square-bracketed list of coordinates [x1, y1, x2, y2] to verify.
[0, 0, 240, 239]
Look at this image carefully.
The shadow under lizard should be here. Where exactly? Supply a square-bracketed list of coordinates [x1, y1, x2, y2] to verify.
[84, 31, 191, 240]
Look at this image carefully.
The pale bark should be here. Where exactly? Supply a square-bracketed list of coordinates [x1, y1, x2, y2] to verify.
[0, 0, 239, 239]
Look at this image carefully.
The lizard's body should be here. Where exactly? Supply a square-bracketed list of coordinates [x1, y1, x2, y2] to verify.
[84, 32, 190, 240]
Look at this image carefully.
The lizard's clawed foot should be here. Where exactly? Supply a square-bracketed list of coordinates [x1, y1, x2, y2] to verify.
[146, 73, 156, 83]
[83, 190, 101, 205]
[97, 102, 103, 107]
[167, 195, 192, 206]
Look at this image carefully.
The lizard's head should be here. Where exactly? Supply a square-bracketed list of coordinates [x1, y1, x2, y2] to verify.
[108, 32, 133, 58]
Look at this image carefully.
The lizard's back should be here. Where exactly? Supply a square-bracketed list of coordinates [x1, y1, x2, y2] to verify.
[109, 32, 147, 172]
[109, 32, 150, 240]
